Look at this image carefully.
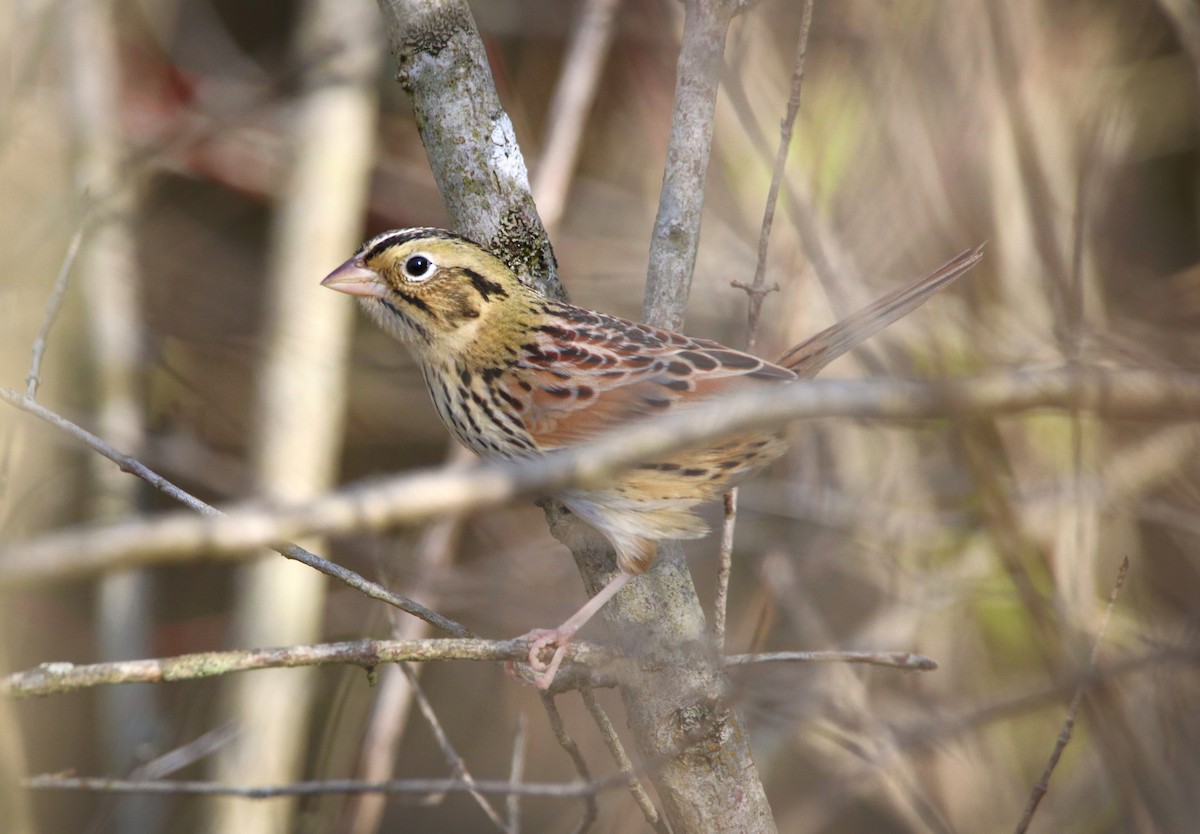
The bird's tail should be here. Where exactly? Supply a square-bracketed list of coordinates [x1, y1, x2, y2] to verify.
[775, 245, 985, 378]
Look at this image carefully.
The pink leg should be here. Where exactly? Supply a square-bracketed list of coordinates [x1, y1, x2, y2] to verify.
[521, 571, 633, 689]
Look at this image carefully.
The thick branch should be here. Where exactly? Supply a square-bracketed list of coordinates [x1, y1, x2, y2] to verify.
[376, 0, 561, 298]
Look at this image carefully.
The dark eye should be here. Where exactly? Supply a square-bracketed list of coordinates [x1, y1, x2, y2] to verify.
[404, 255, 433, 281]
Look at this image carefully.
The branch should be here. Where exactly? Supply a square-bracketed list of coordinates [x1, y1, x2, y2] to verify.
[376, 0, 560, 298]
[0, 638, 613, 699]
[3, 366, 1197, 582]
[643, 0, 739, 331]
[1, 640, 934, 700]
[1013, 556, 1129, 834]
[23, 774, 600, 800]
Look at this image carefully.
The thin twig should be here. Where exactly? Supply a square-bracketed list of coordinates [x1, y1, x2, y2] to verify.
[734, 0, 814, 355]
[401, 663, 510, 832]
[127, 723, 238, 781]
[23, 774, 600, 799]
[580, 689, 667, 833]
[726, 650, 938, 670]
[507, 715, 527, 833]
[1013, 556, 1129, 834]
[0, 389, 471, 637]
[539, 693, 598, 833]
[26, 219, 87, 399]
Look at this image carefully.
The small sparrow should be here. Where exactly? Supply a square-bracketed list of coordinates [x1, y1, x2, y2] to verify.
[323, 228, 981, 687]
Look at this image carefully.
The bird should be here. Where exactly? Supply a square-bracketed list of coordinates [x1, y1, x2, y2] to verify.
[322, 228, 981, 687]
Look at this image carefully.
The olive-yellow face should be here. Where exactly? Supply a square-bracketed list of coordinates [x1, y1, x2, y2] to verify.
[321, 228, 524, 353]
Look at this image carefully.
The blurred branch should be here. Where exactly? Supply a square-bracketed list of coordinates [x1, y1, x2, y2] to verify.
[0, 388, 471, 637]
[205, 2, 384, 829]
[1014, 556, 1129, 834]
[23, 774, 601, 800]
[725, 650, 937, 671]
[531, 0, 622, 237]
[5, 366, 1200, 580]
[506, 715, 527, 833]
[25, 219, 86, 399]
[1157, 0, 1200, 93]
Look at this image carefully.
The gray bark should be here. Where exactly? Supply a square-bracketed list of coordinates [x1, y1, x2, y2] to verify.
[376, 1, 776, 830]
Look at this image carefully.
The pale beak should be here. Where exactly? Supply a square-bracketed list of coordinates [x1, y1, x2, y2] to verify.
[320, 258, 387, 298]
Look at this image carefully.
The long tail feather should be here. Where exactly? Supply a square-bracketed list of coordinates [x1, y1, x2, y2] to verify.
[775, 244, 985, 378]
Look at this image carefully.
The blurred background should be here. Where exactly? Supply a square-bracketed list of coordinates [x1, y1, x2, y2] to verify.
[3, 0, 1200, 832]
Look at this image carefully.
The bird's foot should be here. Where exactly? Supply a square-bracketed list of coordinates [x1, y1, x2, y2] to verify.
[519, 627, 571, 689]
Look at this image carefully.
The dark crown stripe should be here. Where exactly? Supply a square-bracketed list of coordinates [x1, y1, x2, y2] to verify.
[359, 227, 476, 261]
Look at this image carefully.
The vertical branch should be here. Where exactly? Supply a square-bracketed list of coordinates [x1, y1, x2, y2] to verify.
[642, 0, 738, 331]
[206, 2, 384, 833]
[717, 0, 815, 651]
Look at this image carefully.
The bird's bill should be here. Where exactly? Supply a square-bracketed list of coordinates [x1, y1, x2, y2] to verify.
[320, 258, 387, 298]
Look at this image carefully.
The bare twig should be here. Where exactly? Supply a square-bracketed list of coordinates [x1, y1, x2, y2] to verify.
[25, 220, 87, 399]
[718, 0, 815, 654]
[726, 650, 938, 671]
[580, 689, 667, 833]
[1013, 556, 1129, 834]
[539, 693, 598, 833]
[6, 366, 1200, 580]
[128, 724, 239, 781]
[402, 663, 510, 832]
[733, 0, 815, 354]
[2, 638, 611, 699]
[2, 640, 933, 700]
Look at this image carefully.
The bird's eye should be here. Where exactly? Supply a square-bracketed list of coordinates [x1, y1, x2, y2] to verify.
[404, 255, 433, 281]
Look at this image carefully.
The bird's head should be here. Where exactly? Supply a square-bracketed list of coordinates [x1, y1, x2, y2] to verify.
[322, 228, 534, 356]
